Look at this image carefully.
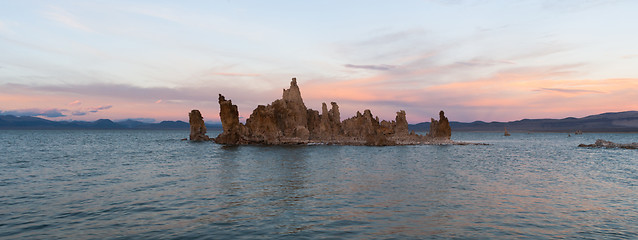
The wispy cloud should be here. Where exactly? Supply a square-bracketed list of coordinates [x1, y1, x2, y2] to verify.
[333, 28, 436, 69]
[344, 64, 396, 71]
[454, 58, 516, 67]
[0, 108, 66, 118]
[3, 82, 272, 105]
[44, 6, 93, 32]
[69, 105, 112, 116]
[211, 72, 261, 77]
[88, 105, 112, 113]
[122, 3, 268, 40]
[357, 29, 427, 46]
[68, 100, 82, 106]
[541, 1, 616, 13]
[536, 88, 604, 94]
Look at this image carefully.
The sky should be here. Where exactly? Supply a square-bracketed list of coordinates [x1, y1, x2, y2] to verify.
[1, 0, 638, 123]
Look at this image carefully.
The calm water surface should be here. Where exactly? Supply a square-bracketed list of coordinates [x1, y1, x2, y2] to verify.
[0, 130, 636, 239]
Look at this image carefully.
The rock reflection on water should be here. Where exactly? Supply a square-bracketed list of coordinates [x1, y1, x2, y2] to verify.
[199, 145, 317, 235]
[204, 145, 462, 238]
[173, 139, 638, 239]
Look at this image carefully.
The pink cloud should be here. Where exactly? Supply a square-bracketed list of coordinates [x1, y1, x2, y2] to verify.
[88, 105, 112, 113]
[68, 100, 82, 106]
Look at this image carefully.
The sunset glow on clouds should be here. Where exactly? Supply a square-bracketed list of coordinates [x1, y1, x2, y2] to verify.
[1, 1, 638, 123]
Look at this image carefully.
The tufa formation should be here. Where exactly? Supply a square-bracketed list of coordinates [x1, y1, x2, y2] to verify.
[189, 109, 211, 141]
[207, 78, 452, 146]
[428, 110, 452, 139]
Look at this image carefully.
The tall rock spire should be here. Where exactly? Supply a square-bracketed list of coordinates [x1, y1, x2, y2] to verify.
[188, 109, 211, 141]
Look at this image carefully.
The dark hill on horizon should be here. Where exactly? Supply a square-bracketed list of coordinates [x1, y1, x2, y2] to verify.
[410, 111, 638, 132]
[2, 111, 638, 132]
[0, 115, 212, 130]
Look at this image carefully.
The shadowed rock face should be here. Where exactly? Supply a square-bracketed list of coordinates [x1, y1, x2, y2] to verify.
[189, 110, 211, 141]
[427, 111, 451, 139]
[394, 110, 409, 136]
[341, 110, 399, 146]
[213, 78, 452, 145]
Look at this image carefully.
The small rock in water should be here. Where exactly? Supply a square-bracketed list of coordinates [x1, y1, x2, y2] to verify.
[578, 139, 638, 149]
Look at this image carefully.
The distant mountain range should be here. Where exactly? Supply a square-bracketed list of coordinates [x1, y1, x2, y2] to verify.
[2, 111, 638, 132]
[409, 111, 638, 132]
[0, 115, 222, 130]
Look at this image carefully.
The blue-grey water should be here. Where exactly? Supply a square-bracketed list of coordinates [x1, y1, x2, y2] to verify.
[0, 130, 636, 239]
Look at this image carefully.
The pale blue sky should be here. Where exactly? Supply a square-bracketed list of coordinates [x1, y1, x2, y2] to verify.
[1, 0, 637, 122]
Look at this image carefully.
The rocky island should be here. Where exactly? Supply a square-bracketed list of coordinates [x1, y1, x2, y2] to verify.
[193, 78, 470, 146]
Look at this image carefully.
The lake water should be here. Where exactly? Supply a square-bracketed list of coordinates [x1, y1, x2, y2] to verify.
[0, 130, 636, 239]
